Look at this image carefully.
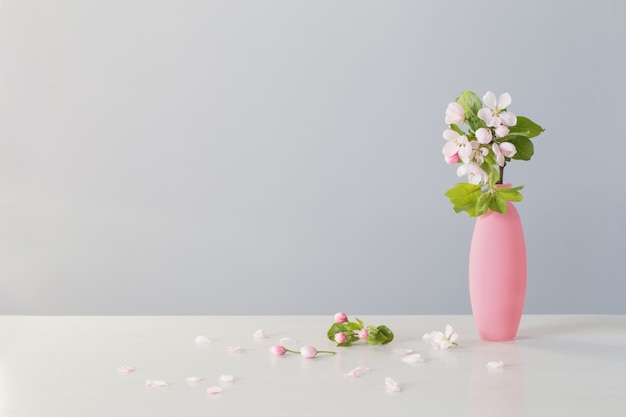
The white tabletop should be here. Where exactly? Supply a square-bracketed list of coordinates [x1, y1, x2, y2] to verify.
[1, 315, 624, 416]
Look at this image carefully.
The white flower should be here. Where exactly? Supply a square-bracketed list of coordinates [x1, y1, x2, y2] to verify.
[492, 142, 517, 167]
[423, 324, 458, 350]
[478, 91, 517, 127]
[445, 102, 465, 125]
[442, 129, 470, 162]
[457, 163, 488, 185]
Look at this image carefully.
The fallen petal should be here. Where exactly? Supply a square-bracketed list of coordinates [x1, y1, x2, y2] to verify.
[207, 386, 223, 395]
[145, 380, 168, 388]
[344, 367, 369, 378]
[402, 354, 424, 363]
[393, 348, 413, 356]
[486, 361, 504, 369]
[253, 329, 266, 339]
[186, 376, 203, 383]
[219, 374, 235, 383]
[195, 335, 212, 346]
[117, 365, 134, 373]
[279, 337, 296, 345]
[227, 346, 242, 354]
[385, 377, 401, 392]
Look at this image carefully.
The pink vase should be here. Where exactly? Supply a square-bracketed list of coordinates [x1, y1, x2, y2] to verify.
[468, 186, 526, 341]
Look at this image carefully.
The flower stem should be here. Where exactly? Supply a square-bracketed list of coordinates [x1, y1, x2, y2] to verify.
[497, 163, 505, 184]
[316, 350, 336, 355]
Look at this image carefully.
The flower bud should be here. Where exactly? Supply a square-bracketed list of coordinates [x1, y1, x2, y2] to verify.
[269, 345, 286, 356]
[358, 329, 369, 341]
[334, 332, 347, 344]
[334, 312, 348, 324]
[300, 345, 318, 359]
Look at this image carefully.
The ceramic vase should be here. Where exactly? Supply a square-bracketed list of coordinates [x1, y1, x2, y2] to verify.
[468, 188, 526, 341]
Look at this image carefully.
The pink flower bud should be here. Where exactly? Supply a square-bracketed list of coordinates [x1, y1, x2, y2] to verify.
[358, 329, 369, 341]
[334, 312, 348, 324]
[334, 332, 347, 344]
[300, 345, 318, 359]
[269, 345, 286, 356]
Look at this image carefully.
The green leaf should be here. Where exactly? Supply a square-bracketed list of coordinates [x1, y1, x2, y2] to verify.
[444, 182, 481, 214]
[456, 90, 482, 117]
[490, 192, 508, 213]
[475, 192, 492, 216]
[366, 325, 394, 345]
[505, 136, 534, 161]
[509, 116, 544, 138]
[495, 186, 524, 202]
[355, 317, 364, 330]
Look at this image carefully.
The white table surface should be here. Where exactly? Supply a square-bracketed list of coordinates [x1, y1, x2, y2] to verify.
[1, 315, 624, 416]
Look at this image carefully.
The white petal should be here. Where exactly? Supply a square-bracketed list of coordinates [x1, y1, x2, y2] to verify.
[279, 337, 296, 345]
[195, 335, 212, 346]
[443, 129, 460, 142]
[477, 107, 493, 123]
[207, 386, 223, 395]
[402, 354, 424, 363]
[117, 365, 134, 374]
[443, 140, 459, 157]
[444, 324, 454, 339]
[393, 348, 413, 356]
[499, 142, 517, 157]
[344, 366, 370, 378]
[499, 112, 517, 126]
[497, 93, 512, 109]
[385, 377, 401, 392]
[253, 329, 266, 339]
[482, 91, 497, 109]
[487, 361, 504, 368]
[219, 374, 235, 383]
[145, 380, 168, 388]
[227, 346, 242, 353]
[186, 376, 203, 383]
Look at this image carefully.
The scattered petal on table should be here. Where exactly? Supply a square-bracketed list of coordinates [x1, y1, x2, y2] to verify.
[253, 329, 266, 339]
[279, 337, 296, 345]
[402, 354, 424, 363]
[227, 346, 242, 354]
[207, 386, 223, 395]
[385, 377, 401, 392]
[344, 367, 369, 378]
[219, 374, 235, 383]
[186, 376, 203, 383]
[486, 361, 504, 368]
[117, 365, 135, 373]
[393, 348, 413, 356]
[145, 380, 168, 388]
[195, 335, 212, 346]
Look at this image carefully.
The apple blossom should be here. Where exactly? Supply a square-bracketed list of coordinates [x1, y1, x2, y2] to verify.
[478, 91, 517, 127]
[457, 163, 488, 185]
[495, 124, 510, 138]
[357, 328, 369, 341]
[475, 127, 493, 144]
[334, 312, 348, 324]
[300, 345, 318, 359]
[442, 89, 544, 217]
[327, 313, 394, 346]
[492, 142, 517, 167]
[334, 332, 347, 344]
[269, 345, 287, 356]
[445, 102, 465, 125]
[423, 324, 458, 350]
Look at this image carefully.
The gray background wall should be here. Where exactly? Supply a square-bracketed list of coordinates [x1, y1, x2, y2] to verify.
[1, 0, 624, 315]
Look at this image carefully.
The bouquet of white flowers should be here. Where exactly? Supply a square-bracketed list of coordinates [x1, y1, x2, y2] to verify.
[442, 90, 544, 216]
